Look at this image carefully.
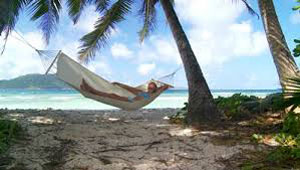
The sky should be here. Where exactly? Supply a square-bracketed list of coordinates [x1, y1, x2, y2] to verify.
[0, 0, 300, 89]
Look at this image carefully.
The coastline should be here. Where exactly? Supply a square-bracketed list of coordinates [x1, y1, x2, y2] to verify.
[0, 88, 281, 110]
[1, 108, 267, 170]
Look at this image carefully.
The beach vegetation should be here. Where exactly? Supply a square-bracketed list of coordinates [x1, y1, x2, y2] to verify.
[215, 94, 260, 120]
[293, 0, 300, 11]
[171, 93, 286, 123]
[241, 77, 300, 168]
[245, 112, 300, 169]
[0, 118, 21, 154]
[241, 2, 300, 165]
[0, 113, 22, 168]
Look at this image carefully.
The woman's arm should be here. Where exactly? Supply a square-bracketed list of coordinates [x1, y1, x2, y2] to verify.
[131, 84, 170, 102]
[156, 84, 170, 93]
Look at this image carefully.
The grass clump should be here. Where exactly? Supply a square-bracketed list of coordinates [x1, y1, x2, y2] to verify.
[0, 119, 22, 154]
[282, 112, 300, 136]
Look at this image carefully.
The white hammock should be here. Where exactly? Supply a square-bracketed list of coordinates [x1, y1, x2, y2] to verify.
[50, 51, 171, 110]
[2, 30, 175, 110]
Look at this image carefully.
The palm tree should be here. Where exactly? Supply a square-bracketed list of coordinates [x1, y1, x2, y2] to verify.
[257, 0, 300, 88]
[159, 0, 222, 124]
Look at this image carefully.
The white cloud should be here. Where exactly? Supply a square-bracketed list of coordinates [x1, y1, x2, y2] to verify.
[136, 36, 181, 65]
[71, 6, 99, 33]
[111, 43, 133, 59]
[0, 31, 45, 79]
[138, 63, 156, 75]
[290, 12, 300, 25]
[229, 21, 268, 56]
[175, 0, 244, 27]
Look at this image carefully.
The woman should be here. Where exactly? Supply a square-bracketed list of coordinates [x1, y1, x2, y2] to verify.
[80, 79, 170, 102]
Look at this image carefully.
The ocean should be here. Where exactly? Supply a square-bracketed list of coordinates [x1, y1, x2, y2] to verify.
[0, 89, 281, 110]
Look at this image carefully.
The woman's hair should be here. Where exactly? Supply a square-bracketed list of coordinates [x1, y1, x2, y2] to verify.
[148, 82, 157, 92]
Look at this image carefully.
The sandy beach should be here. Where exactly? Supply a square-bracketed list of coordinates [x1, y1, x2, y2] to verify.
[1, 108, 268, 170]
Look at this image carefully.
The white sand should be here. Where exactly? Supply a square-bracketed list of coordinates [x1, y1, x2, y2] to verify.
[2, 109, 264, 170]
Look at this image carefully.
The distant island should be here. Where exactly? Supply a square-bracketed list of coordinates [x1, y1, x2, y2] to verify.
[0, 74, 71, 89]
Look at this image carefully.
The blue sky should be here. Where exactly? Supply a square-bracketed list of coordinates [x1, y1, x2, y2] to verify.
[0, 0, 299, 89]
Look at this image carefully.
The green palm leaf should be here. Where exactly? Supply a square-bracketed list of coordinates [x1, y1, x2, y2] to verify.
[0, 0, 31, 35]
[93, 0, 111, 13]
[138, 0, 158, 42]
[67, 0, 88, 24]
[66, 0, 111, 24]
[78, 0, 132, 62]
[0, 0, 31, 54]
[30, 0, 62, 44]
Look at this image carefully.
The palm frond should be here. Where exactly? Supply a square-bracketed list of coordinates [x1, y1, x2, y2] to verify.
[30, 0, 62, 44]
[283, 77, 300, 111]
[0, 0, 31, 54]
[78, 0, 133, 62]
[67, 0, 111, 25]
[93, 0, 111, 13]
[67, 0, 88, 24]
[138, 0, 158, 43]
[170, 0, 175, 6]
[0, 0, 31, 35]
[233, 0, 259, 19]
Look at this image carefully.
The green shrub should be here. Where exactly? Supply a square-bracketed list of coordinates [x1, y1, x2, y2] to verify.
[0, 119, 21, 153]
[214, 93, 260, 120]
[260, 93, 285, 112]
[171, 93, 286, 123]
[282, 112, 300, 136]
[275, 133, 300, 147]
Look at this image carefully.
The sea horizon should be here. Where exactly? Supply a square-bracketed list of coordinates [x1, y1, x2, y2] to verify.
[0, 88, 282, 110]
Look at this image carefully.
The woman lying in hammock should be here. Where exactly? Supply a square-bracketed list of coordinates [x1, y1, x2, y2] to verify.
[80, 79, 170, 102]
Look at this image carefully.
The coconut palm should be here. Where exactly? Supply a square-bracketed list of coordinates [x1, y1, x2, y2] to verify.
[257, 0, 300, 89]
[0, 0, 256, 125]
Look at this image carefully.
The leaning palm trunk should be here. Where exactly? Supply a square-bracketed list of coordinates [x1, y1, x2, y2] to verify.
[258, 0, 300, 89]
[160, 0, 221, 124]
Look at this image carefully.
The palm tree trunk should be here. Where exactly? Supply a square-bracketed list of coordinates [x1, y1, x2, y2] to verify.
[160, 0, 222, 124]
[258, 0, 299, 88]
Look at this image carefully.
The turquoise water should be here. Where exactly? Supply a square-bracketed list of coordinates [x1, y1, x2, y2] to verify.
[0, 89, 281, 110]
